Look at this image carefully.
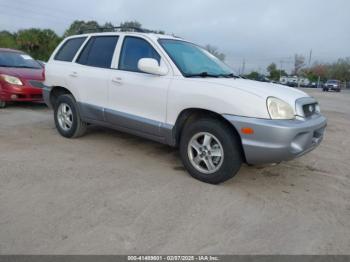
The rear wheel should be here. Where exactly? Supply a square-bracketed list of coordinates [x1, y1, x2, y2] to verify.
[0, 100, 6, 108]
[180, 118, 242, 184]
[54, 94, 87, 138]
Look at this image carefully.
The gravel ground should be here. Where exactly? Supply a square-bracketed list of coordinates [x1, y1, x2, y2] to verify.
[0, 88, 349, 255]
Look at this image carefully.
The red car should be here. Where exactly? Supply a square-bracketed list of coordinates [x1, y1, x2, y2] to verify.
[0, 48, 45, 108]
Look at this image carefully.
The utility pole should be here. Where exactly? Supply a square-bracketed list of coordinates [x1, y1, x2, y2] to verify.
[241, 58, 246, 76]
[279, 60, 284, 80]
[308, 49, 313, 67]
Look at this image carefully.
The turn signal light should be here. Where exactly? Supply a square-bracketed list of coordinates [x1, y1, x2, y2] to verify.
[241, 127, 254, 135]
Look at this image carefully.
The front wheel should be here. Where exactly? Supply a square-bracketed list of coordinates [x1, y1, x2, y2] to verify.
[0, 100, 6, 108]
[180, 118, 242, 184]
[54, 94, 87, 138]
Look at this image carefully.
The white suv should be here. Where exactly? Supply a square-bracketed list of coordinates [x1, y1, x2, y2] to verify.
[43, 29, 327, 184]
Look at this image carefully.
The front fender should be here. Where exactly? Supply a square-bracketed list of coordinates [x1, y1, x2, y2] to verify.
[166, 79, 269, 125]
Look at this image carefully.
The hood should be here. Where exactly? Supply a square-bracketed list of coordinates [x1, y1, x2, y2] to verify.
[193, 78, 310, 106]
[0, 67, 44, 81]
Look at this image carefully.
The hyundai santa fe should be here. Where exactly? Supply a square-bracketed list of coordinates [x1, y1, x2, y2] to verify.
[43, 29, 327, 184]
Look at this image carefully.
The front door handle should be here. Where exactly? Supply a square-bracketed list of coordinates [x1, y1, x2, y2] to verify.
[111, 77, 123, 85]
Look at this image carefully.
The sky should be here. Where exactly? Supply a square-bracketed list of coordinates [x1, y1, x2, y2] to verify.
[0, 0, 349, 73]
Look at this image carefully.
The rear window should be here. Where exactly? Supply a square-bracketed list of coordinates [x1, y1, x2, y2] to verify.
[54, 37, 86, 62]
[77, 36, 119, 68]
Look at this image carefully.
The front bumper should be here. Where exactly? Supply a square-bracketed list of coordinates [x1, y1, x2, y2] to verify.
[224, 114, 327, 165]
[0, 83, 43, 102]
[325, 85, 340, 91]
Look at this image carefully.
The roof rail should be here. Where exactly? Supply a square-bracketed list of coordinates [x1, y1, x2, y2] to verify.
[78, 26, 154, 34]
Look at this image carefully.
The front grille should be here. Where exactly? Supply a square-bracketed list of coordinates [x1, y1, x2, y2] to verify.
[302, 103, 317, 118]
[28, 80, 45, 89]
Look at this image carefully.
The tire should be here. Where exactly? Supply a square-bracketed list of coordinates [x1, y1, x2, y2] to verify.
[54, 94, 87, 138]
[179, 118, 242, 184]
[0, 100, 6, 108]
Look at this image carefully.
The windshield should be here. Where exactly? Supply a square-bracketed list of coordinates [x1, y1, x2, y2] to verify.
[0, 51, 42, 69]
[159, 39, 236, 78]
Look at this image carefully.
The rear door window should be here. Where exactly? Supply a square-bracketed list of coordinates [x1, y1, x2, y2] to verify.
[77, 36, 119, 68]
[54, 37, 86, 62]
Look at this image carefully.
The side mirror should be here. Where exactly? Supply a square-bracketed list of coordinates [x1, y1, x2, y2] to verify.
[138, 58, 168, 76]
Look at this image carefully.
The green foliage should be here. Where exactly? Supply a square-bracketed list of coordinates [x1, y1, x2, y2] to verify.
[16, 28, 61, 61]
[64, 20, 100, 36]
[266, 63, 287, 81]
[302, 59, 350, 82]
[0, 31, 18, 48]
[0, 29, 61, 61]
[119, 21, 142, 31]
[204, 45, 225, 61]
[245, 71, 260, 80]
[326, 58, 350, 81]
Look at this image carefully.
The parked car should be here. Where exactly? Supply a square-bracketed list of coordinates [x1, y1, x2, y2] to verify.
[323, 80, 341, 92]
[43, 30, 327, 184]
[0, 48, 45, 108]
[310, 81, 324, 88]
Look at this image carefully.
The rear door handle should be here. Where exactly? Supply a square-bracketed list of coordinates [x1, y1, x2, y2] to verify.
[111, 77, 123, 85]
[69, 71, 78, 77]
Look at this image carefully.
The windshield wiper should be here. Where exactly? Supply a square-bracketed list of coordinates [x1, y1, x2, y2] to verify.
[185, 72, 219, 78]
[185, 72, 240, 78]
[218, 73, 240, 78]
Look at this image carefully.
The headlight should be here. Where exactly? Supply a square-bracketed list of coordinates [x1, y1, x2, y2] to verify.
[267, 97, 295, 120]
[315, 104, 321, 113]
[0, 74, 23, 85]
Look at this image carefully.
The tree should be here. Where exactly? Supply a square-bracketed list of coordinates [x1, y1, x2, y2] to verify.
[327, 58, 350, 81]
[0, 20, 169, 61]
[120, 21, 142, 31]
[293, 54, 305, 75]
[16, 28, 61, 61]
[64, 20, 100, 36]
[245, 71, 260, 80]
[266, 63, 286, 81]
[0, 31, 17, 49]
[204, 45, 225, 61]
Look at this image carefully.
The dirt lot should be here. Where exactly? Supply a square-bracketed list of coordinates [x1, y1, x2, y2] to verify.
[0, 88, 349, 255]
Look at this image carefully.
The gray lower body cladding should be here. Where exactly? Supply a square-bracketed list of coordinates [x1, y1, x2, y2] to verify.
[78, 102, 175, 146]
[42, 87, 175, 145]
[223, 114, 327, 165]
[42, 86, 52, 108]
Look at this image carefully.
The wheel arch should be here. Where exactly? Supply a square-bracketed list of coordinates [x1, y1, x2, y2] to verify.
[49, 86, 75, 108]
[172, 108, 246, 162]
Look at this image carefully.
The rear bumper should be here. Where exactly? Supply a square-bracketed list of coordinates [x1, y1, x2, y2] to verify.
[223, 114, 327, 165]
